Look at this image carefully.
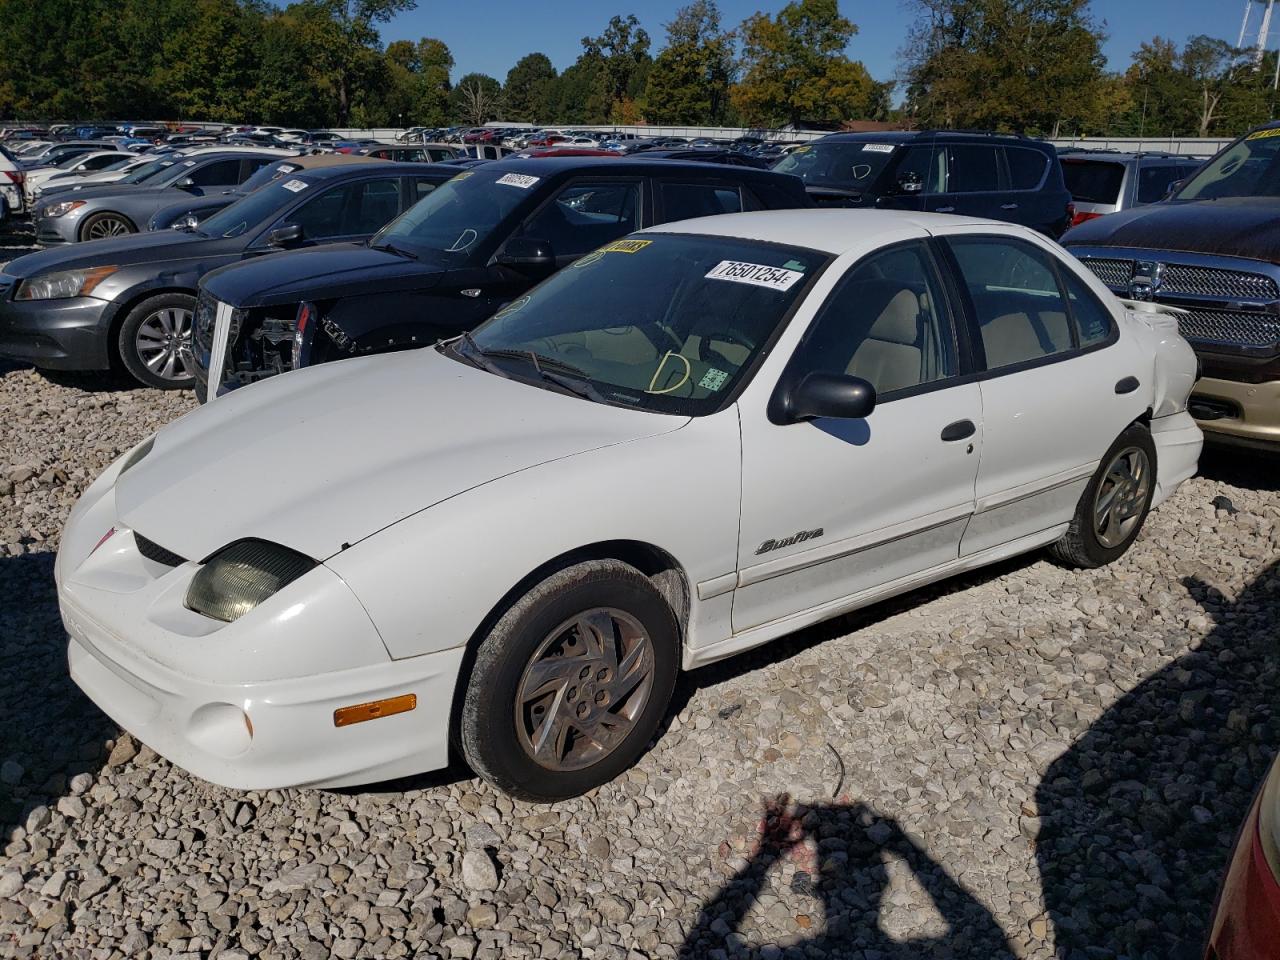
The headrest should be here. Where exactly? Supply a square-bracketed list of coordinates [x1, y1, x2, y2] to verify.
[867, 289, 922, 346]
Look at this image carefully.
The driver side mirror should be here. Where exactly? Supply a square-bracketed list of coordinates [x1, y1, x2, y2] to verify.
[176, 176, 197, 191]
[770, 372, 877, 425]
[896, 172, 924, 195]
[267, 223, 304, 248]
[1163, 178, 1184, 200]
[498, 237, 555, 275]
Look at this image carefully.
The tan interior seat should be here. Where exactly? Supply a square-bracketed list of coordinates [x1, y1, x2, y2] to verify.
[976, 292, 1071, 368]
[846, 289, 924, 393]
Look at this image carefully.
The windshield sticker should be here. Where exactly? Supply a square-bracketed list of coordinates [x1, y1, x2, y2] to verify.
[706, 260, 805, 292]
[1246, 127, 1280, 140]
[183, 160, 197, 166]
[496, 172, 540, 189]
[492, 296, 530, 321]
[792, 145, 811, 154]
[699, 367, 729, 391]
[782, 259, 807, 271]
[603, 238, 652, 254]
[281, 179, 308, 193]
[862, 143, 895, 153]
[453, 171, 474, 180]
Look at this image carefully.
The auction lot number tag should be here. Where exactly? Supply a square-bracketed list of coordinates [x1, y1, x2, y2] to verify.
[496, 173, 540, 189]
[705, 260, 804, 292]
[281, 179, 308, 193]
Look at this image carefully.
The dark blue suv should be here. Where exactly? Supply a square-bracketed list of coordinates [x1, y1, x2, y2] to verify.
[773, 130, 1074, 237]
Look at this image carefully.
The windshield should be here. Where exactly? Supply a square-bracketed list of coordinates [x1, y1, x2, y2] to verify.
[240, 160, 303, 193]
[457, 233, 827, 415]
[120, 158, 176, 184]
[198, 178, 306, 238]
[1176, 129, 1280, 200]
[772, 141, 898, 190]
[1062, 159, 1125, 204]
[371, 168, 530, 261]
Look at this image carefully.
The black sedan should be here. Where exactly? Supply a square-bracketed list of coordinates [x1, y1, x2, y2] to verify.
[195, 156, 812, 401]
[0, 161, 458, 389]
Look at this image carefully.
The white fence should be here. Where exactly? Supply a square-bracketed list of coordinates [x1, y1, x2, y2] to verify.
[1047, 137, 1232, 157]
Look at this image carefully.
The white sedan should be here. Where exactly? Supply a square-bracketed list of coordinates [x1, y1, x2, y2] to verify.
[56, 210, 1202, 801]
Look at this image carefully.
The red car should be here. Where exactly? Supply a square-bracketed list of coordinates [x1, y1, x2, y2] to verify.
[517, 147, 618, 158]
[525, 133, 569, 148]
[1205, 753, 1280, 958]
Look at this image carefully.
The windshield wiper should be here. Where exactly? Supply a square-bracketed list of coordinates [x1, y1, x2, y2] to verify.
[454, 331, 509, 377]
[459, 343, 609, 402]
[370, 240, 417, 259]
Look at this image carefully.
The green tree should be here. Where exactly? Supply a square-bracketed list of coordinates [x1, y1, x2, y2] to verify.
[902, 0, 1106, 137]
[158, 0, 264, 122]
[369, 36, 453, 126]
[581, 14, 652, 122]
[450, 72, 503, 125]
[643, 0, 736, 124]
[505, 53, 558, 122]
[732, 0, 878, 127]
[546, 59, 607, 124]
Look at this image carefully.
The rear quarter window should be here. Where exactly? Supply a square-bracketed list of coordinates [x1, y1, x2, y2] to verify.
[1062, 160, 1125, 204]
[1006, 148, 1049, 190]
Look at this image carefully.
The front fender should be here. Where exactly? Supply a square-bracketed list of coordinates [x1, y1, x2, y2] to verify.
[325, 410, 743, 661]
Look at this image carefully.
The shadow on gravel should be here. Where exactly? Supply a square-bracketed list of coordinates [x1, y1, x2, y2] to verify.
[0, 552, 116, 832]
[680, 795, 1016, 958]
[1036, 560, 1280, 959]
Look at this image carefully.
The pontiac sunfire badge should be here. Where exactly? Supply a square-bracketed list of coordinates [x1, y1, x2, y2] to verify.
[756, 528, 824, 555]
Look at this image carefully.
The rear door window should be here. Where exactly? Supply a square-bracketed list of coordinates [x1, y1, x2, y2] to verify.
[659, 182, 742, 220]
[290, 178, 402, 239]
[1005, 148, 1048, 190]
[517, 179, 642, 260]
[187, 159, 242, 188]
[945, 146, 1001, 193]
[1136, 164, 1181, 204]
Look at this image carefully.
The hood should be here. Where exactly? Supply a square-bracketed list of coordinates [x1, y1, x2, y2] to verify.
[32, 182, 166, 207]
[201, 243, 441, 308]
[114, 347, 686, 560]
[1063, 198, 1280, 262]
[2, 229, 208, 278]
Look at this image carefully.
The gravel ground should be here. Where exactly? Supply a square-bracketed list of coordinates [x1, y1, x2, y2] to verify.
[1, 218, 1279, 960]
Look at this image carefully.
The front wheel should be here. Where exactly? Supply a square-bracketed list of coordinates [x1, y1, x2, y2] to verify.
[117, 293, 197, 389]
[460, 560, 679, 801]
[1050, 423, 1157, 569]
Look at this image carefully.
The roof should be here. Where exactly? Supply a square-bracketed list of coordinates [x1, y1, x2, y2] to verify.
[486, 155, 789, 182]
[644, 208, 1004, 255]
[286, 153, 383, 171]
[291, 160, 459, 181]
[1058, 151, 1195, 162]
[819, 130, 1048, 147]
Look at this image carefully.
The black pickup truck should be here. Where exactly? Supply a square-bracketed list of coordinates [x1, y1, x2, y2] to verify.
[1064, 123, 1280, 450]
[193, 156, 811, 401]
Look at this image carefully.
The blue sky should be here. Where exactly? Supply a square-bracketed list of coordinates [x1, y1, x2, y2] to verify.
[379, 0, 1243, 85]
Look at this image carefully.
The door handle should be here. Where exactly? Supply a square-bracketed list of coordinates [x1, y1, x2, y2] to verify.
[934, 205, 956, 213]
[940, 419, 976, 442]
[1000, 203, 1019, 210]
[1114, 376, 1140, 394]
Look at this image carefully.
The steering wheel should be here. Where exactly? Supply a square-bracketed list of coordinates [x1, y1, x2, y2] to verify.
[697, 327, 751, 364]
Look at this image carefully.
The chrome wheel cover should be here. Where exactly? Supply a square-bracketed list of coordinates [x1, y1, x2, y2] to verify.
[515, 608, 655, 772]
[135, 306, 194, 383]
[1092, 446, 1151, 549]
[86, 215, 131, 240]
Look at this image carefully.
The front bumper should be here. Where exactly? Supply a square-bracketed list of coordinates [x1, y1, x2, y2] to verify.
[0, 292, 115, 370]
[64, 598, 464, 789]
[1189, 377, 1280, 449]
[34, 212, 81, 245]
[1150, 410, 1203, 506]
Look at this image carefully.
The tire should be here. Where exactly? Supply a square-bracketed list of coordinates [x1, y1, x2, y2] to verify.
[117, 293, 197, 389]
[460, 559, 679, 802]
[1050, 423, 1157, 569]
[78, 211, 135, 242]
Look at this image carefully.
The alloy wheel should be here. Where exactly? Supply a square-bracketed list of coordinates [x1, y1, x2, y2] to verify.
[85, 215, 132, 240]
[515, 608, 655, 772]
[1092, 446, 1151, 548]
[134, 306, 195, 384]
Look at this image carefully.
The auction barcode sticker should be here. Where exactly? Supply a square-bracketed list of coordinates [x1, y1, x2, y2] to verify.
[705, 260, 804, 292]
[496, 173, 540, 189]
[862, 143, 895, 153]
[281, 179, 308, 193]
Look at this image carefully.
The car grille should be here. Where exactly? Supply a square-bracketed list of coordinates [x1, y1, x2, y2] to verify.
[1161, 265, 1278, 300]
[1080, 257, 1279, 301]
[1176, 309, 1280, 349]
[1081, 257, 1132, 289]
[134, 532, 186, 567]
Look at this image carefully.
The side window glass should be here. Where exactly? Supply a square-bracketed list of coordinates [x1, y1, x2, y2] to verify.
[1062, 268, 1114, 347]
[188, 159, 241, 187]
[792, 243, 955, 396]
[949, 237, 1075, 369]
[413, 178, 440, 202]
[346, 179, 402, 235]
[1005, 148, 1047, 190]
[1137, 165, 1178, 204]
[946, 146, 1000, 193]
[519, 180, 640, 258]
[892, 146, 941, 194]
[289, 183, 352, 238]
[660, 182, 741, 220]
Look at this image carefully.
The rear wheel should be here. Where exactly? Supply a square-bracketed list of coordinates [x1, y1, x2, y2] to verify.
[79, 211, 135, 242]
[1050, 423, 1156, 569]
[460, 560, 679, 801]
[117, 293, 197, 389]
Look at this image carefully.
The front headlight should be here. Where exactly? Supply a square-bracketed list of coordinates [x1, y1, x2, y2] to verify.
[16, 265, 118, 301]
[42, 199, 85, 218]
[185, 540, 318, 623]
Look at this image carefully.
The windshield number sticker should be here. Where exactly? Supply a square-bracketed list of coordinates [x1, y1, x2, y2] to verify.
[706, 260, 804, 292]
[602, 238, 651, 254]
[1247, 128, 1280, 140]
[496, 173, 540, 189]
[862, 143, 895, 153]
[281, 179, 308, 193]
[183, 160, 197, 166]
[699, 367, 729, 391]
